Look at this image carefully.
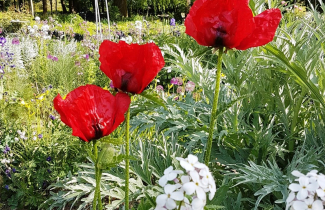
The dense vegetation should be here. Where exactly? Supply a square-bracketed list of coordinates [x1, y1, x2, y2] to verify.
[1, 0, 325, 209]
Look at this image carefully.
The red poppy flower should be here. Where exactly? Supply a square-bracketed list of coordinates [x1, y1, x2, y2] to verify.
[185, 0, 282, 50]
[99, 40, 165, 94]
[53, 85, 131, 142]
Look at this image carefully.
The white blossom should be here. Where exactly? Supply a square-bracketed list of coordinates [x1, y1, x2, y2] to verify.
[159, 166, 183, 187]
[156, 184, 184, 209]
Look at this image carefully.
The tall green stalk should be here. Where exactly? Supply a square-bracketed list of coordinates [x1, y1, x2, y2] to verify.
[93, 140, 98, 210]
[204, 47, 224, 165]
[92, 140, 103, 210]
[97, 168, 103, 210]
[125, 96, 131, 210]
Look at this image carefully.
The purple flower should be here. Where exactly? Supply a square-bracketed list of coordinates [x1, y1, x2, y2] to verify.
[47, 54, 53, 59]
[52, 56, 58, 62]
[12, 168, 16, 173]
[12, 37, 20, 45]
[46, 156, 51, 162]
[170, 18, 176, 26]
[5, 169, 11, 178]
[49, 114, 56, 120]
[170, 78, 178, 85]
[109, 81, 114, 89]
[156, 85, 164, 92]
[0, 37, 6, 46]
[4, 185, 9, 190]
[3, 145, 10, 154]
[47, 169, 52, 173]
[185, 81, 195, 92]
[38, 134, 43, 139]
[48, 84, 53, 89]
[83, 54, 89, 60]
[170, 77, 183, 86]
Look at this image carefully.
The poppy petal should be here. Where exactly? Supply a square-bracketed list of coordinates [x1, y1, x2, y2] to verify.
[236, 8, 282, 50]
[99, 40, 165, 94]
[53, 85, 130, 142]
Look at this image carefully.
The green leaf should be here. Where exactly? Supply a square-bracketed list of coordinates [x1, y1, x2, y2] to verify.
[140, 89, 167, 109]
[263, 44, 325, 108]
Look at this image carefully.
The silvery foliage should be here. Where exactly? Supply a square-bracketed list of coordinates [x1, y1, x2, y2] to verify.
[7, 41, 24, 70]
[53, 39, 77, 57]
[4, 37, 38, 73]
[19, 37, 38, 63]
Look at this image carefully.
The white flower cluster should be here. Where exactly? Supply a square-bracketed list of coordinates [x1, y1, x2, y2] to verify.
[27, 23, 51, 39]
[287, 170, 325, 210]
[155, 154, 216, 210]
[17, 130, 27, 140]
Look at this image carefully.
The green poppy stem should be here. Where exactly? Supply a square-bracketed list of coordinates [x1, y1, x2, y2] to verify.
[92, 140, 103, 210]
[93, 140, 98, 210]
[125, 97, 131, 210]
[204, 47, 224, 165]
[97, 168, 103, 210]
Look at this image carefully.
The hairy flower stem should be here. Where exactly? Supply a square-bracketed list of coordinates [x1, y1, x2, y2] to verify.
[97, 168, 103, 210]
[204, 47, 224, 165]
[125, 96, 131, 210]
[93, 140, 98, 210]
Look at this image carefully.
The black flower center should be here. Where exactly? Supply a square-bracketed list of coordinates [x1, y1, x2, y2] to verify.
[121, 72, 133, 92]
[214, 27, 227, 48]
[92, 123, 103, 140]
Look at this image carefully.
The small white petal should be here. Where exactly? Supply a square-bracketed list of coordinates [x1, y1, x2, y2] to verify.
[292, 170, 305, 177]
[159, 175, 168, 187]
[173, 170, 184, 174]
[307, 181, 319, 192]
[312, 200, 323, 210]
[165, 184, 177, 194]
[286, 192, 295, 203]
[187, 154, 198, 164]
[292, 201, 307, 210]
[190, 170, 200, 182]
[183, 182, 196, 195]
[181, 175, 190, 184]
[194, 163, 207, 169]
[196, 186, 207, 200]
[180, 160, 194, 171]
[166, 198, 177, 209]
[164, 166, 174, 175]
[289, 183, 301, 192]
[318, 176, 325, 189]
[316, 189, 325, 197]
[171, 191, 184, 201]
[299, 176, 309, 187]
[156, 194, 168, 207]
[297, 189, 308, 200]
[192, 198, 205, 209]
[167, 172, 178, 181]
